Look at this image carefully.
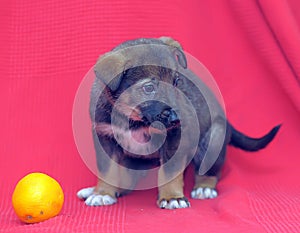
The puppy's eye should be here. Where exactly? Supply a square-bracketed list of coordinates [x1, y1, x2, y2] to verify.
[173, 77, 183, 87]
[142, 83, 155, 94]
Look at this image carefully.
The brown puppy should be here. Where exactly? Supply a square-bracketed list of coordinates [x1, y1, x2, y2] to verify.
[77, 37, 280, 209]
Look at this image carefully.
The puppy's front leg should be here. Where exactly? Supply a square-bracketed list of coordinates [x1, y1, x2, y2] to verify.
[157, 128, 191, 209]
[78, 178, 118, 206]
[77, 163, 119, 206]
[157, 169, 190, 209]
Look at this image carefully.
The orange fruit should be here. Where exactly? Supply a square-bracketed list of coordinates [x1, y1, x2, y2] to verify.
[12, 172, 64, 224]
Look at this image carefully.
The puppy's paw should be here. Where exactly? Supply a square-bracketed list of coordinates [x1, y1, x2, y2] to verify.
[158, 197, 191, 209]
[77, 187, 95, 200]
[77, 187, 117, 206]
[85, 194, 117, 206]
[191, 187, 218, 200]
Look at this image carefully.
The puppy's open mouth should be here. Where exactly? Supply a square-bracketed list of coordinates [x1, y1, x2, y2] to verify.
[129, 106, 181, 134]
[130, 114, 181, 134]
[131, 121, 181, 144]
[148, 119, 181, 133]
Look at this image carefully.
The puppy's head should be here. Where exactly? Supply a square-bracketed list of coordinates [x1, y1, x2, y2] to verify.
[94, 37, 188, 131]
[94, 37, 187, 91]
[114, 66, 183, 130]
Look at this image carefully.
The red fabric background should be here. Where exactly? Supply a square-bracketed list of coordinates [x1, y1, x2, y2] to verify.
[1, 0, 300, 232]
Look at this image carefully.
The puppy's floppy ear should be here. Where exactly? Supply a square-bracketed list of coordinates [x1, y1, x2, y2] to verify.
[159, 36, 187, 69]
[94, 52, 130, 92]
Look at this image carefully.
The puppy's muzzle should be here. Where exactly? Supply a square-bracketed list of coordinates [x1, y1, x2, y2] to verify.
[142, 108, 180, 130]
[159, 109, 180, 127]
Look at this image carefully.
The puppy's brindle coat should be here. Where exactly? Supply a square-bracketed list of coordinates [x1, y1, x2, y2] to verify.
[77, 37, 280, 209]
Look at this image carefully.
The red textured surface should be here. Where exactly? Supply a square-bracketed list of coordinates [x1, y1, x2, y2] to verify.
[1, 0, 300, 232]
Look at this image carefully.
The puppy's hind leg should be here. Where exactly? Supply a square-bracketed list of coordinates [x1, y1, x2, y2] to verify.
[191, 118, 228, 200]
[191, 175, 218, 199]
[191, 147, 225, 200]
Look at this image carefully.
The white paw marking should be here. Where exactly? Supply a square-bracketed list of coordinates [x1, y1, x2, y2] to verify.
[178, 199, 190, 208]
[159, 199, 168, 209]
[191, 187, 218, 199]
[77, 187, 95, 199]
[85, 194, 117, 206]
[77, 187, 117, 206]
[159, 198, 191, 209]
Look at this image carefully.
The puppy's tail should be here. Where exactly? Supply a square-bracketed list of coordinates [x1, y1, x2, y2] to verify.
[229, 124, 281, 152]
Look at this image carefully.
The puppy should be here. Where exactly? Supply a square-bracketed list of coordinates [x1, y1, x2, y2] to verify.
[77, 37, 280, 209]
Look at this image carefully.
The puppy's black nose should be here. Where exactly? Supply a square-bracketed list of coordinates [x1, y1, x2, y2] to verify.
[161, 109, 171, 118]
[161, 109, 179, 125]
